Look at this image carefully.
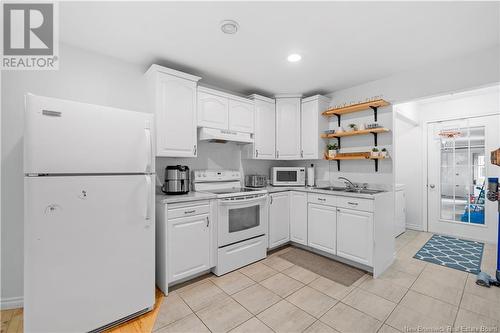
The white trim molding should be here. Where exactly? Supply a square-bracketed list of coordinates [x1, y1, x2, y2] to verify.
[406, 223, 425, 232]
[1, 296, 23, 310]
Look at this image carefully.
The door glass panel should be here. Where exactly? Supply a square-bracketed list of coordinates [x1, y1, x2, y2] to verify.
[438, 124, 485, 225]
[228, 205, 260, 232]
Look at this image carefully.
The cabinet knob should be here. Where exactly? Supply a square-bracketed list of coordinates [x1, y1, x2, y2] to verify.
[256, 149, 259, 158]
[193, 145, 197, 155]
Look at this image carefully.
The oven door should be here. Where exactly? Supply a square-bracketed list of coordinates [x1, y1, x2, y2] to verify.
[218, 194, 268, 247]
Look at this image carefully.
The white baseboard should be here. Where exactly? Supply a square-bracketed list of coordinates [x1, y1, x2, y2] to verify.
[1, 296, 23, 310]
[406, 223, 424, 231]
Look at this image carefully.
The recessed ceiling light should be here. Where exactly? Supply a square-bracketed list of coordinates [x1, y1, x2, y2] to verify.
[220, 20, 239, 34]
[287, 54, 302, 62]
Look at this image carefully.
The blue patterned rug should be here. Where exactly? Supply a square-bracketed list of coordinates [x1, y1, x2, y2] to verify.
[413, 234, 484, 274]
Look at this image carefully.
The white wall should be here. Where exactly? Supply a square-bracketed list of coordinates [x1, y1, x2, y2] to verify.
[394, 85, 500, 232]
[394, 105, 423, 230]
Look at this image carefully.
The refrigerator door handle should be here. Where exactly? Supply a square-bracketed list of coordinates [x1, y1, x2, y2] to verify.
[145, 125, 152, 173]
[145, 175, 152, 223]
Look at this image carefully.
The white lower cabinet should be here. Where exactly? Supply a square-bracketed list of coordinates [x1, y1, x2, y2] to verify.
[336, 208, 373, 266]
[290, 191, 307, 245]
[156, 200, 215, 293]
[167, 212, 211, 282]
[307, 203, 337, 255]
[268, 192, 290, 248]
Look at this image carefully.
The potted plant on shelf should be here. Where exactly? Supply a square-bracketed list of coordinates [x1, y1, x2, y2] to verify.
[327, 143, 338, 158]
[381, 148, 388, 158]
[371, 147, 379, 158]
[347, 123, 358, 132]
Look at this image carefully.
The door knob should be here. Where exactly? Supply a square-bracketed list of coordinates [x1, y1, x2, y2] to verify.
[429, 184, 435, 189]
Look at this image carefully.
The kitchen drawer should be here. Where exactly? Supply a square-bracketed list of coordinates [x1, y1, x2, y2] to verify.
[214, 235, 267, 276]
[308, 193, 337, 206]
[336, 196, 373, 212]
[168, 202, 210, 219]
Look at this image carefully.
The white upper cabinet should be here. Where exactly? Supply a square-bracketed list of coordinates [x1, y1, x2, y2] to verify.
[301, 95, 330, 159]
[146, 65, 201, 157]
[198, 89, 229, 130]
[245, 95, 275, 159]
[197, 86, 254, 133]
[229, 99, 254, 133]
[276, 96, 301, 159]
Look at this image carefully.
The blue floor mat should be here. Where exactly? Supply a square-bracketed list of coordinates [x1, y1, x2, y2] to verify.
[413, 234, 484, 274]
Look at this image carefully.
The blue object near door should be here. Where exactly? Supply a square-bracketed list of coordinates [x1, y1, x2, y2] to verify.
[414, 234, 484, 274]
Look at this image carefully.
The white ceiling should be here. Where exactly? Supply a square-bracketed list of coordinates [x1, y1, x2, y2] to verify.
[60, 1, 500, 97]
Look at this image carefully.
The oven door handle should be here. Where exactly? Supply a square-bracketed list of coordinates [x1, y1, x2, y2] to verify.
[219, 194, 268, 205]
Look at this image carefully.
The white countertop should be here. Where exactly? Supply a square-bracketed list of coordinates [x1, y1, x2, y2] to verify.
[156, 188, 217, 204]
[264, 186, 389, 199]
[155, 184, 391, 204]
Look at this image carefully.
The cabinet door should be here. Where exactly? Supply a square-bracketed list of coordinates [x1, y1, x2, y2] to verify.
[268, 192, 290, 248]
[307, 203, 336, 255]
[395, 190, 406, 236]
[156, 74, 197, 157]
[229, 99, 254, 133]
[197, 91, 229, 129]
[276, 98, 301, 159]
[290, 192, 307, 245]
[254, 99, 276, 159]
[301, 100, 318, 159]
[337, 208, 373, 266]
[167, 214, 210, 282]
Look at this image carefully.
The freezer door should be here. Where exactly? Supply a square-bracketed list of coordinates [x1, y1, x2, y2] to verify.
[24, 175, 155, 333]
[24, 94, 155, 174]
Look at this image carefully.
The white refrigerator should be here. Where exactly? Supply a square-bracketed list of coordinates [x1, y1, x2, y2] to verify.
[24, 94, 155, 332]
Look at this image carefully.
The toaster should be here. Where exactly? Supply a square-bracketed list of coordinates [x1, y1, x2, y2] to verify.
[245, 175, 267, 188]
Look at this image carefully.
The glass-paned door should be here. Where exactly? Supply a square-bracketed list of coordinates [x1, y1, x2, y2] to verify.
[427, 114, 500, 243]
[439, 125, 485, 224]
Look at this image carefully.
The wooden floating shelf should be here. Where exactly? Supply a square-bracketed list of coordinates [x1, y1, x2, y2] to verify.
[322, 99, 390, 116]
[321, 127, 389, 139]
[324, 155, 388, 161]
[323, 152, 389, 172]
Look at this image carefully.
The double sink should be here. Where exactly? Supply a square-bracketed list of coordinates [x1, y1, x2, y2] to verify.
[316, 186, 385, 195]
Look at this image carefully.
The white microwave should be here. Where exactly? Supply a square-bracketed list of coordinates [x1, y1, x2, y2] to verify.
[271, 167, 306, 186]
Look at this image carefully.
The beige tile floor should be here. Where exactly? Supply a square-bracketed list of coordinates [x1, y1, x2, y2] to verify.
[153, 230, 500, 333]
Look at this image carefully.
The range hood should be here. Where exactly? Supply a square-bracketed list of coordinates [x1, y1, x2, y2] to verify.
[198, 127, 253, 144]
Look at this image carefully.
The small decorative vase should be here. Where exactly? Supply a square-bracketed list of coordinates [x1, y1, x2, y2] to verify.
[371, 151, 379, 158]
[381, 151, 388, 158]
[328, 150, 337, 158]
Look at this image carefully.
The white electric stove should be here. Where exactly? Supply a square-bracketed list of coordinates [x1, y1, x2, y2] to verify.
[193, 170, 268, 275]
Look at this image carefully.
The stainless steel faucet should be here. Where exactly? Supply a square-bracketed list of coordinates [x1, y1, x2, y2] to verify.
[338, 177, 357, 189]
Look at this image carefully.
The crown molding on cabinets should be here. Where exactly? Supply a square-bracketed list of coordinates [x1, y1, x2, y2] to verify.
[145, 64, 201, 82]
[275, 93, 303, 99]
[247, 94, 274, 103]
